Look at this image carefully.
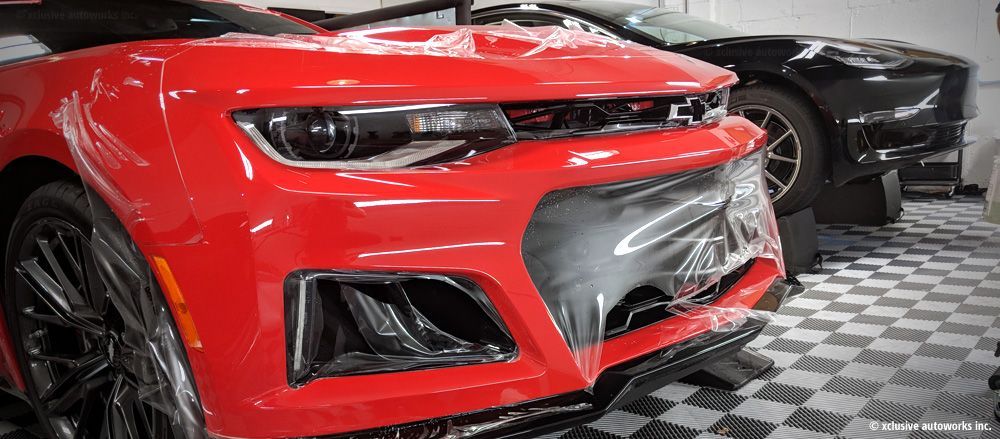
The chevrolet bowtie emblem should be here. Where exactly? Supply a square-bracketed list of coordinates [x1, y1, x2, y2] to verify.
[668, 97, 707, 125]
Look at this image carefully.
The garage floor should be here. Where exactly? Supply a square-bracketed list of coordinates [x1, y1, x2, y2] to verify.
[0, 195, 998, 439]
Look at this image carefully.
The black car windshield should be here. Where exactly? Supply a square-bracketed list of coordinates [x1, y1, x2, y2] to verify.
[603, 6, 744, 44]
[0, 0, 316, 64]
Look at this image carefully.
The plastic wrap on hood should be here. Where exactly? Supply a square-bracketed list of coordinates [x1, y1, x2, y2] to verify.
[185, 21, 628, 59]
[522, 149, 783, 382]
[50, 75, 208, 438]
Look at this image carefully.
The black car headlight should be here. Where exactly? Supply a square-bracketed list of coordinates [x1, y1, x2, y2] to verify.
[798, 40, 911, 70]
[233, 104, 515, 169]
[284, 271, 518, 386]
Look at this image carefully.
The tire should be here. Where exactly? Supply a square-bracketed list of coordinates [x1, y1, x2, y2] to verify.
[730, 84, 829, 216]
[3, 180, 205, 439]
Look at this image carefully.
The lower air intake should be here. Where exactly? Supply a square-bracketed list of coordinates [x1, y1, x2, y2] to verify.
[284, 272, 517, 386]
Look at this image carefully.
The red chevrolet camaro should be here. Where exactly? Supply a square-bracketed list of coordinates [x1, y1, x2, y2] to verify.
[0, 1, 795, 438]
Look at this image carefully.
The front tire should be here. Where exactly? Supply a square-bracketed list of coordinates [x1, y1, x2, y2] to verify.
[730, 85, 829, 216]
[3, 180, 205, 439]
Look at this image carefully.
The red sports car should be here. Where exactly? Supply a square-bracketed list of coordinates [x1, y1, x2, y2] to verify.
[0, 1, 794, 438]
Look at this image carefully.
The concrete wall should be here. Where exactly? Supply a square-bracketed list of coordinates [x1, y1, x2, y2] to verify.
[238, 0, 999, 186]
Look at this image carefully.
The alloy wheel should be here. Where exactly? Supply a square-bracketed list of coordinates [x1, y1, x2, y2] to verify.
[731, 105, 803, 201]
[12, 217, 177, 439]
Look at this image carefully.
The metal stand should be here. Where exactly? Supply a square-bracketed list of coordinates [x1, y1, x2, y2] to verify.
[681, 349, 774, 391]
[812, 171, 903, 226]
[900, 149, 963, 196]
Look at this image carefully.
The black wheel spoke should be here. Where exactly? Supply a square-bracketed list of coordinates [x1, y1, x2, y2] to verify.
[16, 260, 104, 335]
[39, 353, 112, 415]
[105, 376, 143, 439]
[36, 237, 89, 307]
[39, 353, 109, 409]
[72, 385, 104, 439]
[17, 259, 69, 311]
[29, 351, 87, 367]
[22, 306, 73, 328]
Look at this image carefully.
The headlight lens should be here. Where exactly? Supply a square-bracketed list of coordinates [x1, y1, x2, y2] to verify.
[233, 104, 515, 169]
[800, 41, 911, 70]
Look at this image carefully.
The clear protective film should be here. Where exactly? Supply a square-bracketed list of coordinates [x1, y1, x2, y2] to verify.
[186, 21, 628, 59]
[522, 149, 784, 382]
[51, 84, 207, 438]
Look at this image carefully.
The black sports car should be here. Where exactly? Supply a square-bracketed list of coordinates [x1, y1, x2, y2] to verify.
[474, 1, 979, 215]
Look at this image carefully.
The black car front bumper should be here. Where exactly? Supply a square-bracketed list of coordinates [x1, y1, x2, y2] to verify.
[817, 51, 979, 185]
[322, 278, 803, 439]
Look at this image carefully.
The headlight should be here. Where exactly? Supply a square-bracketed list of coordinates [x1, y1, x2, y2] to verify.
[233, 104, 515, 170]
[799, 41, 911, 70]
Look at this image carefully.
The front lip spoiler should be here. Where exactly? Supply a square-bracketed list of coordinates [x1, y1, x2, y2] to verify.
[318, 277, 803, 439]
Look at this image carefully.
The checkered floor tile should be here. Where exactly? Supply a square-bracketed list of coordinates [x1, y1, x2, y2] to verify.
[0, 196, 998, 439]
[542, 195, 1000, 439]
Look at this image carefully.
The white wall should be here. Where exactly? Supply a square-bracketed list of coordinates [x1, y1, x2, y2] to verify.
[660, 0, 1000, 186]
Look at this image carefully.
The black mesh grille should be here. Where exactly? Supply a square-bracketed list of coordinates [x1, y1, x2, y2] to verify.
[604, 259, 755, 340]
[501, 90, 727, 140]
[870, 122, 966, 151]
[520, 154, 771, 350]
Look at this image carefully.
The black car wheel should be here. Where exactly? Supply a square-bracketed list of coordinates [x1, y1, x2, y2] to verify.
[730, 85, 829, 215]
[3, 180, 203, 439]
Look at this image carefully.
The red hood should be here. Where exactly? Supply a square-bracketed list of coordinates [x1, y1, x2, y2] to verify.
[158, 25, 736, 108]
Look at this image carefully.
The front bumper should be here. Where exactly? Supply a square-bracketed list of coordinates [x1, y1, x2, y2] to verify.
[146, 116, 779, 438]
[810, 54, 979, 184]
[320, 278, 802, 439]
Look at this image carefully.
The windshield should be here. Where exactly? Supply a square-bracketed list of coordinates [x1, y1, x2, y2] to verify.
[613, 8, 744, 44]
[0, 0, 316, 64]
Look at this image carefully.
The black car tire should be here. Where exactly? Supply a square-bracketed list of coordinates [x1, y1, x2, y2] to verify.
[730, 85, 829, 216]
[3, 179, 204, 439]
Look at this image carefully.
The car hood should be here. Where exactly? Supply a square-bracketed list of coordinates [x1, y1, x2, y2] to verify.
[680, 34, 973, 67]
[156, 25, 736, 107]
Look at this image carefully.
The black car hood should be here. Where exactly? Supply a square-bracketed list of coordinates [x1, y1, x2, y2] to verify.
[675, 35, 973, 66]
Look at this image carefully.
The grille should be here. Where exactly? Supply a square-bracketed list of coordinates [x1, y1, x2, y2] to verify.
[501, 89, 727, 140]
[927, 124, 966, 147]
[871, 122, 966, 152]
[520, 152, 772, 351]
[604, 259, 755, 340]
